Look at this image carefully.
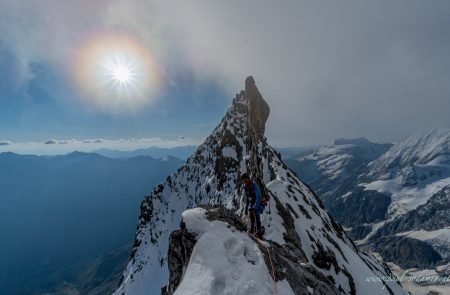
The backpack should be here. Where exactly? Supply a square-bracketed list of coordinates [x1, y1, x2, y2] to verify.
[254, 177, 270, 207]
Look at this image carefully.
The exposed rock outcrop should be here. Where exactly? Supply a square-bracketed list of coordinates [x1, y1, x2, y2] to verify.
[245, 75, 270, 141]
[161, 223, 196, 295]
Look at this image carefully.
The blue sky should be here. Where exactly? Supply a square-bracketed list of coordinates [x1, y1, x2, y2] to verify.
[0, 43, 230, 154]
[1, 1, 450, 154]
[0, 50, 229, 142]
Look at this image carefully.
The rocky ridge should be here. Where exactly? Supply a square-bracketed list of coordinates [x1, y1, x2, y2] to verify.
[114, 76, 407, 295]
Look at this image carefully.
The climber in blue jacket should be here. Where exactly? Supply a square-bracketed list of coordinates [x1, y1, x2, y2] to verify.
[241, 172, 264, 239]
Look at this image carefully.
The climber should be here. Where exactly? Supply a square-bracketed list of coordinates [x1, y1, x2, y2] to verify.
[241, 172, 264, 239]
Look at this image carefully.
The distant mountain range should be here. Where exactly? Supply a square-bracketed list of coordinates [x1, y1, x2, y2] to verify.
[93, 145, 197, 160]
[286, 128, 450, 276]
[274, 146, 318, 160]
[0, 151, 183, 295]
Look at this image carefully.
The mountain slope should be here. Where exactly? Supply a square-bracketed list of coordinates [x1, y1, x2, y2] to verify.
[286, 138, 392, 216]
[367, 127, 450, 181]
[115, 77, 406, 294]
[287, 128, 450, 273]
[362, 127, 450, 219]
[369, 185, 450, 262]
[0, 152, 183, 295]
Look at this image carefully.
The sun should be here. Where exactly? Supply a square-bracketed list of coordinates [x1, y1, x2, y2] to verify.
[70, 31, 161, 113]
[104, 55, 136, 86]
[111, 61, 132, 84]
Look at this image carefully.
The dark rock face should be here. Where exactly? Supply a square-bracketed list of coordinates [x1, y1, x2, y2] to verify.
[364, 236, 442, 269]
[245, 75, 270, 140]
[201, 204, 248, 231]
[161, 223, 197, 295]
[331, 188, 391, 227]
[348, 225, 373, 241]
[257, 239, 341, 295]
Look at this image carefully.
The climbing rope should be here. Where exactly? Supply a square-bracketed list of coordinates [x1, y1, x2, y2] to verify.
[249, 211, 279, 295]
[255, 237, 278, 295]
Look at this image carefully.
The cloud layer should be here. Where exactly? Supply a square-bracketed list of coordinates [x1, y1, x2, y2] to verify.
[0, 137, 199, 155]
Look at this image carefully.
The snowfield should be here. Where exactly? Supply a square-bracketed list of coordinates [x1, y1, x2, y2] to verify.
[174, 208, 292, 295]
[361, 176, 450, 218]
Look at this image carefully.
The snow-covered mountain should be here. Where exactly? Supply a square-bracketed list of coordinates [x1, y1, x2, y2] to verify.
[361, 128, 450, 247]
[362, 128, 450, 219]
[367, 128, 450, 181]
[289, 128, 450, 281]
[115, 77, 407, 295]
[287, 138, 392, 227]
[288, 138, 391, 199]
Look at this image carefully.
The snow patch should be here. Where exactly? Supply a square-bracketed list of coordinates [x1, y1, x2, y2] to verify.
[361, 176, 450, 217]
[396, 227, 450, 243]
[222, 146, 238, 160]
[175, 208, 279, 295]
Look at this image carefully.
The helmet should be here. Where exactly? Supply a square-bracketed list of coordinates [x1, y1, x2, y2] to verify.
[240, 172, 250, 180]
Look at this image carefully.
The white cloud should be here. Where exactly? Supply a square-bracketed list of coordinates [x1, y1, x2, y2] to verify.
[0, 137, 201, 155]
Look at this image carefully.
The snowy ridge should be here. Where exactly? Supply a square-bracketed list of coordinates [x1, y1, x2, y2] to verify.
[396, 227, 450, 244]
[114, 77, 407, 294]
[360, 127, 450, 218]
[368, 127, 450, 179]
[361, 176, 450, 218]
[302, 145, 357, 181]
[296, 138, 391, 198]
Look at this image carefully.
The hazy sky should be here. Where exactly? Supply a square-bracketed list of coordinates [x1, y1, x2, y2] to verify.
[1, 0, 449, 153]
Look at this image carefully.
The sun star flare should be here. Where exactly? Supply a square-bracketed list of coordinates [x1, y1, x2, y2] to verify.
[110, 60, 132, 84]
